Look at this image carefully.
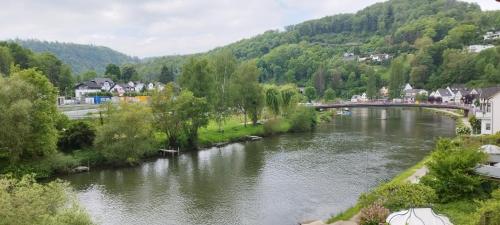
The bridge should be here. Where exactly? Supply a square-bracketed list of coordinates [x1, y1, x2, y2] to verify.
[313, 102, 471, 117]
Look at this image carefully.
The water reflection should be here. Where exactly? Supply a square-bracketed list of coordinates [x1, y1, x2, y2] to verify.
[63, 108, 455, 225]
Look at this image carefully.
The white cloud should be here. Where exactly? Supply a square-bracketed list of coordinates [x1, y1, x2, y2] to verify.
[0, 0, 498, 57]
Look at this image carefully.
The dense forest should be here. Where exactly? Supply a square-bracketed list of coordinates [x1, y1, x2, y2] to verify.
[16, 39, 139, 75]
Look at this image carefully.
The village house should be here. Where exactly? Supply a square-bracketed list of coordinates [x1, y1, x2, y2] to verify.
[74, 78, 114, 98]
[370, 53, 391, 62]
[430, 88, 454, 103]
[342, 52, 357, 61]
[379, 86, 389, 97]
[483, 31, 500, 41]
[467, 44, 494, 53]
[475, 87, 500, 135]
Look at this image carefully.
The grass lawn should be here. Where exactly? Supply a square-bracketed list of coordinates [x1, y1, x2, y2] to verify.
[198, 115, 265, 147]
[434, 200, 481, 225]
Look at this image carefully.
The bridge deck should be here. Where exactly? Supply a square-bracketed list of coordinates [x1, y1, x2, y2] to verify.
[313, 102, 471, 116]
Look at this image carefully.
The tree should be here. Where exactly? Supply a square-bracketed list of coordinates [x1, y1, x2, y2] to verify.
[231, 61, 264, 126]
[304, 86, 316, 102]
[210, 50, 237, 131]
[265, 86, 281, 118]
[58, 121, 96, 153]
[95, 103, 154, 165]
[80, 70, 98, 81]
[178, 57, 214, 99]
[389, 57, 405, 99]
[121, 64, 139, 82]
[484, 63, 500, 84]
[324, 88, 336, 102]
[104, 63, 121, 81]
[0, 68, 59, 163]
[159, 65, 175, 84]
[151, 84, 210, 149]
[313, 66, 327, 96]
[0, 175, 93, 225]
[280, 84, 298, 115]
[0, 46, 13, 75]
[33, 53, 74, 94]
[366, 69, 377, 100]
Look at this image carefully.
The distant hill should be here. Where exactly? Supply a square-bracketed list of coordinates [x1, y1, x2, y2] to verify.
[15, 39, 139, 75]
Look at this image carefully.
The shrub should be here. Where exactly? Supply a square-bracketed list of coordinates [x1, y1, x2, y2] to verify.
[287, 106, 317, 132]
[58, 121, 96, 153]
[476, 189, 500, 225]
[263, 118, 287, 135]
[421, 139, 488, 202]
[0, 174, 94, 225]
[359, 183, 437, 211]
[456, 125, 472, 136]
[469, 116, 481, 134]
[359, 203, 390, 225]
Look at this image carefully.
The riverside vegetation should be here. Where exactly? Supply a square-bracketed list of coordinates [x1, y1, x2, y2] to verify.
[328, 134, 500, 225]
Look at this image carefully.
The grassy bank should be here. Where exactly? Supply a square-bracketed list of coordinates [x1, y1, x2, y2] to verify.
[325, 156, 431, 223]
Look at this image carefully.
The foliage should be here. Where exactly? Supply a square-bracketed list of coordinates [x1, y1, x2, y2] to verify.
[421, 139, 488, 203]
[0, 174, 94, 225]
[210, 50, 237, 131]
[263, 118, 289, 136]
[279, 84, 299, 115]
[198, 117, 264, 147]
[265, 85, 281, 117]
[304, 86, 316, 102]
[359, 183, 437, 211]
[323, 88, 336, 102]
[159, 65, 175, 84]
[0, 68, 59, 163]
[476, 189, 500, 225]
[359, 203, 390, 225]
[456, 125, 472, 136]
[104, 63, 121, 81]
[95, 103, 154, 165]
[469, 116, 481, 134]
[58, 122, 96, 153]
[178, 57, 214, 98]
[151, 84, 210, 149]
[231, 60, 264, 126]
[17, 39, 137, 75]
[287, 106, 318, 132]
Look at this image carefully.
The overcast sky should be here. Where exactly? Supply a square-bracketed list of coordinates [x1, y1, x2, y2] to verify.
[0, 0, 498, 58]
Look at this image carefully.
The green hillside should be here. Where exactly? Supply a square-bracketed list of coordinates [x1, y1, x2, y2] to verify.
[136, 0, 500, 98]
[15, 39, 139, 75]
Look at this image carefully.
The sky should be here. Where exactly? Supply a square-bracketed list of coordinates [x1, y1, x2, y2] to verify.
[0, 0, 499, 58]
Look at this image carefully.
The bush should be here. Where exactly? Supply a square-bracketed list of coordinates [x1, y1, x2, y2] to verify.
[456, 125, 472, 136]
[359, 203, 390, 225]
[471, 189, 500, 225]
[287, 106, 317, 132]
[1, 153, 79, 179]
[359, 183, 437, 211]
[263, 118, 287, 135]
[421, 139, 488, 202]
[58, 121, 96, 153]
[0, 174, 94, 225]
[469, 116, 481, 134]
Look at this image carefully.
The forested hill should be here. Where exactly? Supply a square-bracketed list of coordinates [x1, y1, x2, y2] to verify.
[137, 0, 500, 98]
[15, 39, 139, 75]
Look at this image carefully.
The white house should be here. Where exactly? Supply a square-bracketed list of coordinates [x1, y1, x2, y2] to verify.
[74, 78, 114, 98]
[467, 44, 494, 53]
[431, 88, 454, 103]
[475, 87, 500, 135]
[379, 86, 389, 97]
[351, 95, 361, 103]
[403, 83, 413, 91]
[370, 53, 391, 62]
[484, 31, 500, 41]
[404, 89, 428, 102]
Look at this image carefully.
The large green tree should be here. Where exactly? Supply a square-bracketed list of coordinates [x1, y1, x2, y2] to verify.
[210, 50, 237, 131]
[178, 57, 214, 99]
[159, 65, 175, 84]
[265, 86, 281, 118]
[95, 103, 154, 165]
[104, 63, 121, 81]
[389, 57, 405, 99]
[0, 68, 59, 163]
[231, 61, 264, 126]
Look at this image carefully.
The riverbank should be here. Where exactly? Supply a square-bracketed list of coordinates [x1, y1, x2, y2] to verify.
[2, 109, 330, 179]
[321, 134, 500, 225]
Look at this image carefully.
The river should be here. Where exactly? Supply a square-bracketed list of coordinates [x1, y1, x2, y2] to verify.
[62, 108, 456, 225]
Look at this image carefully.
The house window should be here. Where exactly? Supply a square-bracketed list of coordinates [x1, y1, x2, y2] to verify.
[486, 123, 491, 131]
[487, 103, 491, 112]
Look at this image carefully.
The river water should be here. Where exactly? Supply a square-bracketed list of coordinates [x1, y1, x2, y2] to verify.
[63, 108, 456, 225]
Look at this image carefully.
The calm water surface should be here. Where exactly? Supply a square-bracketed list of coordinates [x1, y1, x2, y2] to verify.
[63, 108, 456, 225]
